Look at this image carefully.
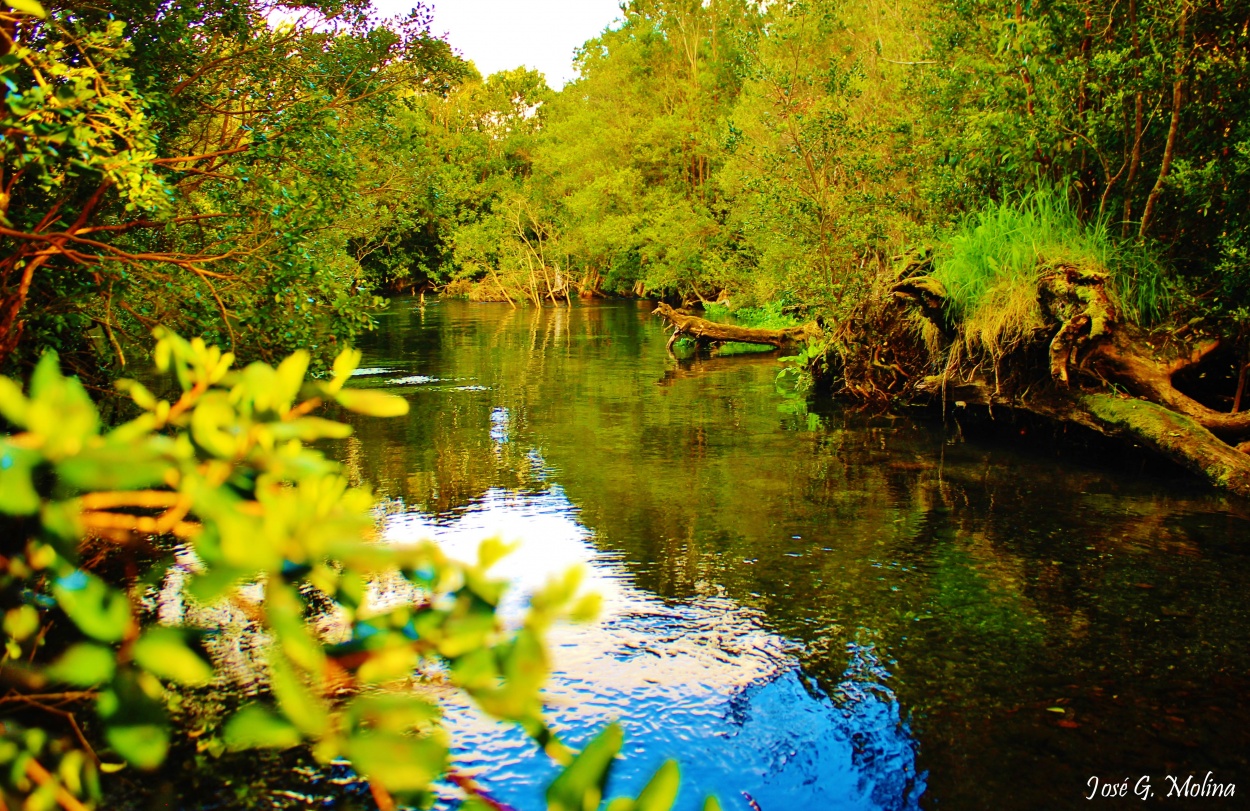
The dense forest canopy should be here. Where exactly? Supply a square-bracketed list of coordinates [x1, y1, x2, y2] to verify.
[4, 0, 1249, 379]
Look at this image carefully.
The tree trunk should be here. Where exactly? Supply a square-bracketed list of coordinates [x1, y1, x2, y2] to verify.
[652, 303, 820, 352]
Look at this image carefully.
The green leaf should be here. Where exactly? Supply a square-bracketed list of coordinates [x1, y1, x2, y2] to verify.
[346, 694, 441, 735]
[0, 376, 29, 426]
[274, 350, 310, 411]
[328, 348, 362, 393]
[133, 627, 213, 687]
[269, 655, 329, 737]
[46, 643, 116, 686]
[635, 760, 680, 811]
[547, 723, 624, 811]
[55, 445, 169, 491]
[105, 724, 168, 770]
[3, 605, 39, 641]
[344, 732, 447, 794]
[53, 571, 131, 643]
[26, 353, 99, 457]
[186, 567, 245, 603]
[223, 705, 303, 750]
[190, 391, 240, 458]
[334, 388, 409, 418]
[41, 499, 83, 545]
[268, 417, 353, 442]
[0, 444, 41, 515]
[4, 0, 47, 19]
[115, 379, 156, 411]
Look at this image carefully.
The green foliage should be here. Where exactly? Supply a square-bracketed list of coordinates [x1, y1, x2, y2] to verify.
[0, 1, 466, 379]
[0, 331, 686, 809]
[930, 188, 1171, 359]
[923, 0, 1250, 325]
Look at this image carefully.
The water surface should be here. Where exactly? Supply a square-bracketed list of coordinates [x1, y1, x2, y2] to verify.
[340, 299, 1249, 810]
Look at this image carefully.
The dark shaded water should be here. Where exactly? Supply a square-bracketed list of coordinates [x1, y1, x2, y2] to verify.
[339, 299, 1249, 810]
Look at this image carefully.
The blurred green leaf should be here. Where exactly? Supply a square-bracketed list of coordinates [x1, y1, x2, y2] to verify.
[269, 656, 329, 737]
[56, 446, 168, 491]
[223, 705, 303, 750]
[547, 723, 624, 811]
[635, 760, 680, 811]
[344, 731, 447, 794]
[0, 445, 40, 515]
[53, 571, 131, 643]
[346, 694, 441, 735]
[5, 0, 49, 18]
[133, 628, 213, 687]
[190, 391, 239, 457]
[268, 417, 353, 442]
[46, 643, 116, 686]
[104, 724, 168, 771]
[0, 376, 29, 426]
[26, 353, 99, 457]
[3, 606, 40, 641]
[273, 350, 310, 411]
[334, 388, 409, 417]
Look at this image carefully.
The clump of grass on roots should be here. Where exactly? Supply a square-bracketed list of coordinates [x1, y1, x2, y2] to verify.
[931, 188, 1172, 362]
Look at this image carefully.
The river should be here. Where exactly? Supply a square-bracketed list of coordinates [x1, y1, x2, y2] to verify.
[335, 298, 1249, 810]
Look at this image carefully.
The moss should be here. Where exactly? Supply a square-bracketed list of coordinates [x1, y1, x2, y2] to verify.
[1082, 394, 1250, 495]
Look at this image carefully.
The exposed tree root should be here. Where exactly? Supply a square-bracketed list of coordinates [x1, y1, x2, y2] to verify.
[652, 303, 820, 354]
[1088, 330, 1250, 441]
[887, 264, 1250, 497]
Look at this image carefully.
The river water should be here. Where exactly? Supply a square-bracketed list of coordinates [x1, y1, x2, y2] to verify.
[337, 298, 1249, 810]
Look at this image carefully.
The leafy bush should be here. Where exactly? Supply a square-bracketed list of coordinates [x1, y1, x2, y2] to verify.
[0, 330, 691, 810]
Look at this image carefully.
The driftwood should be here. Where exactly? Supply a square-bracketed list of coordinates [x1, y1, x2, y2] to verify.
[652, 302, 821, 355]
[892, 266, 1250, 497]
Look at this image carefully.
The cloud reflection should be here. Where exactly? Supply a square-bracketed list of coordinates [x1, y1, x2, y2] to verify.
[384, 485, 925, 811]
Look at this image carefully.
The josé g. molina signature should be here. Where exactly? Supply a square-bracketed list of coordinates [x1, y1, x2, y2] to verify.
[1086, 772, 1237, 800]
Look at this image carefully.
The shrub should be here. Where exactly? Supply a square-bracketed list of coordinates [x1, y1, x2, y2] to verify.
[0, 330, 686, 811]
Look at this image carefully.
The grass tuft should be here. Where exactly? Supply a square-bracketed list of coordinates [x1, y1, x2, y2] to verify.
[931, 188, 1172, 360]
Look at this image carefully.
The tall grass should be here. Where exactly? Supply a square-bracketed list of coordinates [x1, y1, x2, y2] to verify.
[931, 188, 1171, 359]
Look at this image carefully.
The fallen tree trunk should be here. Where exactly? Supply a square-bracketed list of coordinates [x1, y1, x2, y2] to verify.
[652, 302, 820, 354]
[912, 372, 1250, 497]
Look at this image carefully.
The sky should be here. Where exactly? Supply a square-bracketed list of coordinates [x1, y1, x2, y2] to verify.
[374, 1, 625, 89]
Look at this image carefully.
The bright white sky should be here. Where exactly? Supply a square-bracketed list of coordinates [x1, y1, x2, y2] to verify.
[374, 1, 624, 89]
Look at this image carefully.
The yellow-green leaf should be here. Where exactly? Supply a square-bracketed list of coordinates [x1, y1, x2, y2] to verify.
[46, 643, 116, 686]
[635, 760, 680, 811]
[345, 732, 447, 794]
[4, 0, 47, 19]
[105, 724, 168, 770]
[0, 376, 29, 426]
[223, 705, 303, 750]
[53, 571, 131, 643]
[547, 723, 623, 811]
[133, 628, 213, 687]
[334, 388, 409, 417]
[0, 444, 41, 515]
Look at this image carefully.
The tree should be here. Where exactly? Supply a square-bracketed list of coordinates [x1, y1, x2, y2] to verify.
[0, 1, 463, 379]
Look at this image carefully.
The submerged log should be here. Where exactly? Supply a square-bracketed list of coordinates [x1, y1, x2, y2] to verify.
[652, 302, 820, 354]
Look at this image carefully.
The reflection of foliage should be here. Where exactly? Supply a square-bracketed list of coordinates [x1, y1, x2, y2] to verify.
[0, 329, 688, 810]
[929, 536, 1043, 644]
